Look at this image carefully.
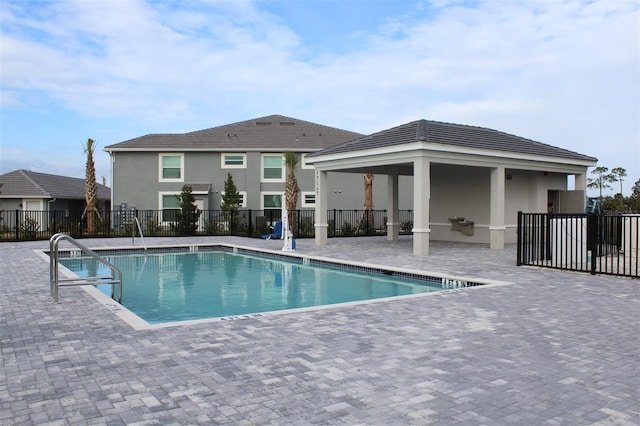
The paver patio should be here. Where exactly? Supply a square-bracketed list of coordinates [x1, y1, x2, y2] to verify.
[1, 236, 638, 425]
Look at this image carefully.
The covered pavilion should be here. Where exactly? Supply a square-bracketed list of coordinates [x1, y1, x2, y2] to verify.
[307, 119, 597, 256]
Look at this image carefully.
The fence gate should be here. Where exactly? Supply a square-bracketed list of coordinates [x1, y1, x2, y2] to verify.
[517, 212, 639, 278]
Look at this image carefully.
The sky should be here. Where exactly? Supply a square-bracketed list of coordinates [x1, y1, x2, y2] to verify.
[1, 0, 638, 196]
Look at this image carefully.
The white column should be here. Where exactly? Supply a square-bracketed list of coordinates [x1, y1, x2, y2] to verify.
[575, 171, 588, 207]
[387, 168, 399, 241]
[574, 172, 587, 192]
[490, 166, 506, 250]
[314, 169, 328, 246]
[413, 156, 430, 256]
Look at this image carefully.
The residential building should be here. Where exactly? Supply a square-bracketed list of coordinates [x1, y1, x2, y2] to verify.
[104, 115, 374, 221]
[0, 169, 111, 231]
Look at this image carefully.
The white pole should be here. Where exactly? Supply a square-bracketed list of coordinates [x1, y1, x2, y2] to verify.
[282, 209, 294, 251]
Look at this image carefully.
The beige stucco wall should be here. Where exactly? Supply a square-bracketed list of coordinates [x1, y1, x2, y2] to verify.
[399, 165, 571, 244]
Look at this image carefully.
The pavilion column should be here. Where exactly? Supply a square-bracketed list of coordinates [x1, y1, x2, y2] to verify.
[314, 169, 328, 246]
[575, 172, 588, 205]
[413, 156, 430, 256]
[490, 166, 506, 250]
[387, 167, 399, 241]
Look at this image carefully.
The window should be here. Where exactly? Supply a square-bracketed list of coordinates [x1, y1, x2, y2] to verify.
[221, 153, 246, 169]
[220, 191, 247, 208]
[302, 192, 316, 207]
[301, 153, 314, 169]
[261, 192, 283, 210]
[159, 154, 184, 182]
[262, 154, 284, 182]
[160, 192, 180, 222]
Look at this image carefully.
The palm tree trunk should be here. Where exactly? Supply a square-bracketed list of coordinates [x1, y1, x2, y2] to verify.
[84, 139, 98, 235]
[364, 173, 374, 227]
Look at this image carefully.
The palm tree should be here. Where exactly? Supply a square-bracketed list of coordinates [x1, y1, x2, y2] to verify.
[84, 138, 98, 235]
[283, 151, 300, 236]
[358, 173, 375, 234]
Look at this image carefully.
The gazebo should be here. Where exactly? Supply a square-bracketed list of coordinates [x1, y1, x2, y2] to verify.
[306, 119, 597, 256]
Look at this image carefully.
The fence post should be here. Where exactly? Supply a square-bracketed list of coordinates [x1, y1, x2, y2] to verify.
[587, 213, 597, 275]
[516, 211, 522, 266]
[15, 209, 20, 241]
[332, 209, 337, 237]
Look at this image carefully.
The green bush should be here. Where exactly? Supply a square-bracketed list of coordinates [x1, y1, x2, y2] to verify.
[204, 219, 224, 235]
[298, 217, 314, 237]
[340, 221, 355, 237]
[401, 221, 413, 234]
[144, 219, 162, 236]
[19, 217, 40, 239]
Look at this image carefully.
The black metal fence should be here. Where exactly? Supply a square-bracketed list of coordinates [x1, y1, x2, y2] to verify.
[0, 209, 415, 242]
[517, 212, 639, 278]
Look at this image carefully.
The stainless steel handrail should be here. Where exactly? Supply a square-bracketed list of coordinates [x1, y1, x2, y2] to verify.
[49, 233, 123, 303]
[132, 217, 147, 250]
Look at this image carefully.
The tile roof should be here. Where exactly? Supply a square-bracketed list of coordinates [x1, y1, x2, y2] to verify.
[104, 115, 364, 152]
[0, 170, 111, 200]
[309, 119, 597, 162]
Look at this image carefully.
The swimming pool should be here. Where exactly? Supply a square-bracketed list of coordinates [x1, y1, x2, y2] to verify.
[57, 245, 486, 326]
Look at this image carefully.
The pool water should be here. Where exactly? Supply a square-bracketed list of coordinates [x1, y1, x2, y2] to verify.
[59, 250, 447, 324]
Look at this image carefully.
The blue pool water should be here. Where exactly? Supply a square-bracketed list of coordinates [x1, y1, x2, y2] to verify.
[59, 249, 454, 324]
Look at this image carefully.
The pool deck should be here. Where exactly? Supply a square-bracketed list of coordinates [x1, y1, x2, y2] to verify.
[1, 236, 638, 425]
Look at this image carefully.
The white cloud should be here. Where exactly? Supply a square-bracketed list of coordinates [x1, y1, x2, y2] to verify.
[1, 0, 638, 192]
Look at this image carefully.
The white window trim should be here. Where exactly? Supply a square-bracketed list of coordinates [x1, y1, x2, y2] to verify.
[260, 191, 284, 210]
[301, 191, 316, 208]
[159, 191, 181, 223]
[261, 154, 285, 183]
[301, 153, 314, 169]
[221, 153, 246, 169]
[220, 191, 247, 208]
[159, 153, 184, 182]
[22, 199, 43, 210]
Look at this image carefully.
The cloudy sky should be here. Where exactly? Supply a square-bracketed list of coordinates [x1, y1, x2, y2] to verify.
[1, 0, 638, 195]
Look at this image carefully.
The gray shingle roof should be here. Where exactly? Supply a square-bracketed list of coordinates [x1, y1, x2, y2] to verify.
[104, 115, 364, 152]
[309, 119, 597, 162]
[0, 170, 111, 200]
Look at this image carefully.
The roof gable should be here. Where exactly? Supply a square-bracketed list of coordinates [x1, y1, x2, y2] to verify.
[104, 114, 364, 152]
[310, 119, 597, 163]
[0, 170, 110, 200]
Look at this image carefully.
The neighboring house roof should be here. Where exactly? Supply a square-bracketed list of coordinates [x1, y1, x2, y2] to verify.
[308, 119, 597, 162]
[0, 169, 111, 200]
[104, 114, 364, 152]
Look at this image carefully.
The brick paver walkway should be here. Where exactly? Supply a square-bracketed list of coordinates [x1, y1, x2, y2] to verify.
[1, 236, 638, 425]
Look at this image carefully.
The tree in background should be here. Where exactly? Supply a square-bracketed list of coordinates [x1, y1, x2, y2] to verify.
[587, 166, 615, 201]
[611, 167, 627, 196]
[175, 185, 200, 236]
[221, 173, 241, 232]
[283, 151, 300, 235]
[591, 167, 639, 213]
[83, 138, 98, 235]
[627, 179, 640, 213]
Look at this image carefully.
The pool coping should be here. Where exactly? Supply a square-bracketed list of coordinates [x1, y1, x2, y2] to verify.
[40, 242, 514, 330]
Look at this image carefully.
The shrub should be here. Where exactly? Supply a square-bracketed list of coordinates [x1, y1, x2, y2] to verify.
[19, 217, 40, 239]
[144, 219, 163, 236]
[340, 221, 355, 237]
[298, 217, 314, 238]
[401, 221, 413, 234]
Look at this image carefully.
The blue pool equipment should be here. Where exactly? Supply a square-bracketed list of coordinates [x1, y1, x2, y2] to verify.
[585, 198, 601, 213]
[261, 221, 283, 240]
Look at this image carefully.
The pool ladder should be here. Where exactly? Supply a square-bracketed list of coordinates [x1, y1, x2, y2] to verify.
[49, 233, 123, 303]
[132, 217, 147, 250]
